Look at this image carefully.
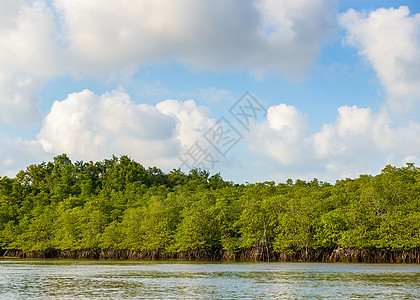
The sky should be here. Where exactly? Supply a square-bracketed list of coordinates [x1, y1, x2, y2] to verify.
[1, 0, 420, 183]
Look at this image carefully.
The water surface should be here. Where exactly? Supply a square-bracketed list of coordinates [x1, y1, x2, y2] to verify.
[0, 260, 419, 299]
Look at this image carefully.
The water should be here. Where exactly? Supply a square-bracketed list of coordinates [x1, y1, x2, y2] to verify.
[0, 260, 419, 299]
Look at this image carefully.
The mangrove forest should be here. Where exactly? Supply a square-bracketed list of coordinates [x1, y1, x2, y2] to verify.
[0, 154, 419, 263]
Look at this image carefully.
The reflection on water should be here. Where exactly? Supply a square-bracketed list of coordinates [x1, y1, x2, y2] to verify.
[0, 260, 419, 299]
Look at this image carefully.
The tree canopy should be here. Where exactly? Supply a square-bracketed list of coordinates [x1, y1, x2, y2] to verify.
[0, 155, 419, 253]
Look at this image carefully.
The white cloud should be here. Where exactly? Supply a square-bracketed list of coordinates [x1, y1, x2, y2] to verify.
[0, 0, 335, 78]
[37, 88, 214, 169]
[156, 99, 214, 149]
[0, 88, 215, 175]
[336, 105, 372, 136]
[339, 6, 420, 111]
[2, 86, 420, 182]
[249, 103, 420, 182]
[51, 0, 334, 78]
[37, 88, 180, 166]
[248, 104, 310, 165]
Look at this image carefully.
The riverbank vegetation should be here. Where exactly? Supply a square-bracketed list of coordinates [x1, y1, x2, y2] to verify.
[0, 155, 419, 262]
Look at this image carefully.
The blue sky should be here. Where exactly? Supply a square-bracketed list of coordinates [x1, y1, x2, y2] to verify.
[1, 0, 420, 183]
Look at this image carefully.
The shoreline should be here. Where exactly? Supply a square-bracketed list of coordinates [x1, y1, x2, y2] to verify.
[1, 247, 419, 263]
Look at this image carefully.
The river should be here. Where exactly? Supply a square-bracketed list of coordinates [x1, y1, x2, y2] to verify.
[0, 260, 419, 299]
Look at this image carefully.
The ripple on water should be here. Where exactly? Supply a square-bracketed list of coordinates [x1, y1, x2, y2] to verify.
[0, 260, 419, 299]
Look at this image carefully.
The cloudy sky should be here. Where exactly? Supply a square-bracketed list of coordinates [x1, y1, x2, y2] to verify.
[1, 0, 420, 183]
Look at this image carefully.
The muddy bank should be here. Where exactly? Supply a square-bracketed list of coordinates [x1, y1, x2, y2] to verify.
[1, 247, 419, 263]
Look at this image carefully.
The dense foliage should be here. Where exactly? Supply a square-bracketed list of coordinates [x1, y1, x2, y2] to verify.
[0, 154, 419, 253]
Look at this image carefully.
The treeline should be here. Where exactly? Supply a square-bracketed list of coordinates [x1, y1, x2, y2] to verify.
[0, 154, 419, 262]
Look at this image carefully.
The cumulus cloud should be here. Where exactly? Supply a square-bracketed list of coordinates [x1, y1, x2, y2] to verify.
[339, 6, 420, 111]
[37, 88, 214, 168]
[156, 99, 214, 149]
[249, 103, 420, 181]
[249, 104, 309, 165]
[38, 88, 177, 166]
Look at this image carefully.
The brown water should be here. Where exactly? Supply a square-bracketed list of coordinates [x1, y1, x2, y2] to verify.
[0, 260, 419, 299]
